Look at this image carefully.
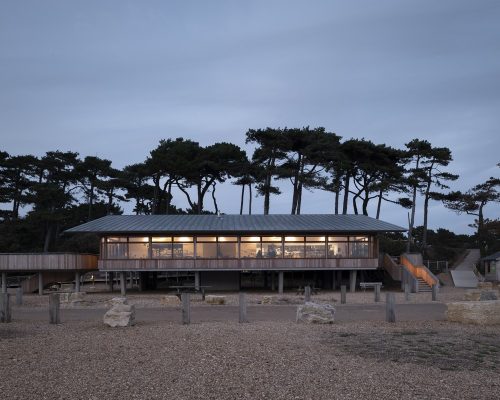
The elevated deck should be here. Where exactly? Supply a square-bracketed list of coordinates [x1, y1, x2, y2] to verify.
[0, 253, 98, 272]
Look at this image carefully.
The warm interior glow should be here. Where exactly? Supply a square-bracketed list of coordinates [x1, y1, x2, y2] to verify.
[328, 236, 348, 242]
[128, 236, 149, 242]
[197, 236, 216, 242]
[174, 236, 193, 242]
[262, 236, 282, 242]
[285, 236, 304, 242]
[152, 237, 172, 242]
[218, 236, 237, 242]
[241, 236, 260, 242]
[306, 236, 325, 242]
[107, 237, 127, 242]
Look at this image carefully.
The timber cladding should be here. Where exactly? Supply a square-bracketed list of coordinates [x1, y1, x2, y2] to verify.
[98, 257, 379, 271]
[0, 253, 98, 271]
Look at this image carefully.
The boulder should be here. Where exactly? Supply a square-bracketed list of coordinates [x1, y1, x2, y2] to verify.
[160, 295, 181, 305]
[296, 302, 335, 324]
[205, 295, 226, 305]
[107, 297, 128, 307]
[446, 300, 500, 325]
[464, 289, 498, 301]
[60, 292, 87, 304]
[103, 298, 135, 327]
[477, 282, 493, 290]
[261, 296, 274, 304]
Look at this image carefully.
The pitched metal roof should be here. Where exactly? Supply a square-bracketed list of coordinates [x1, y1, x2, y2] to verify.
[481, 251, 500, 261]
[66, 214, 406, 234]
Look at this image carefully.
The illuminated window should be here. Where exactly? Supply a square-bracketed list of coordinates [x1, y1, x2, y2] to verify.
[306, 236, 325, 242]
[328, 242, 348, 258]
[128, 243, 149, 259]
[240, 242, 261, 258]
[284, 237, 305, 258]
[218, 242, 238, 258]
[152, 237, 172, 243]
[218, 236, 237, 242]
[173, 236, 193, 242]
[262, 242, 282, 258]
[173, 243, 194, 258]
[305, 243, 326, 258]
[152, 242, 172, 258]
[328, 236, 348, 242]
[106, 243, 127, 259]
[128, 237, 149, 243]
[197, 236, 216, 242]
[107, 237, 127, 242]
[262, 236, 282, 242]
[241, 236, 260, 242]
[196, 242, 217, 258]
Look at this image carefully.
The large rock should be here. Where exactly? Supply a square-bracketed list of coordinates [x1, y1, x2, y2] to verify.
[477, 282, 493, 290]
[205, 295, 226, 305]
[296, 302, 335, 324]
[60, 292, 86, 304]
[160, 295, 181, 305]
[103, 298, 136, 327]
[446, 300, 500, 325]
[464, 289, 499, 301]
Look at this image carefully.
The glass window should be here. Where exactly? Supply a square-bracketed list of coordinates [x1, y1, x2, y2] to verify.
[218, 236, 237, 242]
[350, 236, 369, 242]
[241, 236, 260, 242]
[306, 236, 325, 242]
[262, 236, 282, 242]
[107, 237, 127, 242]
[128, 243, 149, 258]
[197, 236, 216, 242]
[328, 242, 348, 258]
[152, 237, 171, 243]
[240, 242, 262, 258]
[106, 243, 127, 259]
[350, 242, 370, 257]
[196, 242, 217, 258]
[305, 243, 326, 258]
[128, 237, 149, 242]
[173, 236, 193, 242]
[328, 236, 348, 242]
[262, 242, 282, 258]
[152, 242, 172, 258]
[284, 243, 305, 258]
[218, 242, 238, 258]
[173, 243, 194, 258]
[285, 236, 304, 242]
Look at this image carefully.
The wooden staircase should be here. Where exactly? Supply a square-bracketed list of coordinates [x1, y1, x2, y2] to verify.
[417, 277, 432, 292]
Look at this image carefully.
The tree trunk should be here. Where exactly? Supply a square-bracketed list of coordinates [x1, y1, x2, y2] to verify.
[211, 183, 219, 214]
[165, 181, 172, 215]
[43, 224, 53, 253]
[248, 184, 252, 215]
[342, 173, 350, 214]
[296, 182, 303, 215]
[239, 185, 245, 215]
[375, 187, 383, 219]
[88, 182, 94, 220]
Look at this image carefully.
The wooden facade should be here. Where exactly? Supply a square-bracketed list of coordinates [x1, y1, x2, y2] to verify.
[98, 257, 379, 271]
[0, 253, 98, 271]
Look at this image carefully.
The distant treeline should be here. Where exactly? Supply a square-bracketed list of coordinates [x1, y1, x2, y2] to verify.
[0, 127, 498, 254]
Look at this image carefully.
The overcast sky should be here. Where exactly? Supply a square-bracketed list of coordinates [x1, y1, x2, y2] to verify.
[1, 0, 499, 233]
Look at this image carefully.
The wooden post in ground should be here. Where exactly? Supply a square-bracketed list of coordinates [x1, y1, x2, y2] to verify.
[349, 270, 357, 293]
[120, 272, 126, 296]
[1, 272, 6, 293]
[38, 272, 43, 295]
[0, 293, 11, 323]
[432, 285, 438, 301]
[374, 284, 381, 303]
[75, 271, 81, 293]
[16, 287, 23, 306]
[341, 285, 346, 304]
[194, 271, 200, 291]
[404, 284, 410, 301]
[109, 272, 114, 292]
[239, 292, 248, 323]
[331, 271, 337, 290]
[181, 293, 191, 325]
[304, 285, 311, 302]
[278, 271, 284, 295]
[49, 293, 60, 324]
[386, 293, 395, 323]
[271, 272, 275, 291]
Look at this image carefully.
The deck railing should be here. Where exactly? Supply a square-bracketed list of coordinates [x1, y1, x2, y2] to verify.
[400, 253, 439, 289]
[0, 253, 98, 271]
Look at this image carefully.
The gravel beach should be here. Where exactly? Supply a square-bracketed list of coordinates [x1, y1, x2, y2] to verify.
[1, 289, 499, 399]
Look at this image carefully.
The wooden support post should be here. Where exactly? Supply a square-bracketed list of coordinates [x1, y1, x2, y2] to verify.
[432, 285, 438, 301]
[194, 272, 200, 291]
[1, 272, 6, 293]
[386, 293, 396, 323]
[109, 272, 114, 292]
[278, 271, 284, 295]
[271, 272, 275, 291]
[239, 292, 248, 323]
[349, 270, 357, 293]
[0, 293, 11, 323]
[75, 271, 81, 293]
[38, 272, 43, 296]
[49, 293, 60, 324]
[341, 285, 346, 304]
[181, 293, 191, 325]
[16, 287, 23, 306]
[404, 283, 410, 301]
[331, 271, 337, 290]
[304, 285, 311, 302]
[374, 284, 381, 303]
[120, 272, 126, 296]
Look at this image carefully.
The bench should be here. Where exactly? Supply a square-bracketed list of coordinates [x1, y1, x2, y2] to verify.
[169, 285, 211, 301]
[359, 282, 383, 291]
[296, 286, 321, 295]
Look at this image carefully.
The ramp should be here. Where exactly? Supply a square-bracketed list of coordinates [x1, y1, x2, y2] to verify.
[450, 270, 478, 288]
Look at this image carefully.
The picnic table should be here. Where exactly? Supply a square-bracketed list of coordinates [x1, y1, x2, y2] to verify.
[359, 282, 383, 291]
[296, 286, 321, 295]
[169, 285, 211, 300]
